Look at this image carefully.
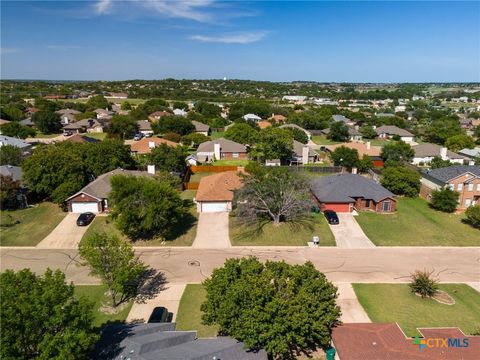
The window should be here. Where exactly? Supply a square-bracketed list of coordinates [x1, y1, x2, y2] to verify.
[477, 184, 480, 191]
[449, 184, 454, 190]
[457, 183, 463, 191]
[382, 201, 391, 212]
[465, 199, 472, 208]
[468, 183, 473, 191]
[232, 153, 239, 158]
[365, 199, 371, 208]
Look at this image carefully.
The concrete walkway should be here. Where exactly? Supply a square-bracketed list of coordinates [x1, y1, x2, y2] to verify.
[127, 283, 187, 323]
[329, 214, 375, 248]
[36, 213, 90, 249]
[336, 282, 371, 323]
[192, 212, 231, 248]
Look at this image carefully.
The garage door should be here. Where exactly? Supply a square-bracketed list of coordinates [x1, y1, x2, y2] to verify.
[201, 202, 228, 213]
[323, 203, 351, 213]
[71, 202, 99, 213]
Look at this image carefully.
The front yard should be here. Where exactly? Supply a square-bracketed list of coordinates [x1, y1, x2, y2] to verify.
[353, 283, 480, 337]
[0, 202, 66, 246]
[356, 197, 480, 246]
[74, 285, 133, 327]
[230, 213, 336, 246]
[175, 284, 218, 338]
[81, 205, 198, 246]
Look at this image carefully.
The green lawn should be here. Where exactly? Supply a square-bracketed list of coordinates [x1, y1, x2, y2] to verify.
[353, 283, 480, 337]
[176, 284, 218, 338]
[83, 132, 107, 140]
[74, 285, 133, 327]
[311, 135, 341, 145]
[189, 172, 215, 182]
[181, 190, 197, 200]
[210, 131, 224, 140]
[81, 206, 198, 246]
[0, 202, 66, 246]
[356, 197, 480, 246]
[212, 159, 251, 166]
[35, 132, 62, 138]
[230, 213, 336, 246]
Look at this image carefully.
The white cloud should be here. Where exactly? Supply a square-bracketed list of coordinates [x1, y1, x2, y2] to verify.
[0, 47, 21, 54]
[139, 0, 215, 22]
[94, 0, 113, 15]
[189, 31, 268, 44]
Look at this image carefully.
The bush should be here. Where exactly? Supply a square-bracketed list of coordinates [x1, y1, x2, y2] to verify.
[381, 165, 420, 197]
[409, 270, 439, 298]
[163, 132, 182, 143]
[430, 188, 459, 213]
[465, 205, 480, 229]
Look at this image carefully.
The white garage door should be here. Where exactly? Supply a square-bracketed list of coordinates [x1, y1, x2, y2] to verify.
[71, 202, 99, 213]
[201, 202, 228, 213]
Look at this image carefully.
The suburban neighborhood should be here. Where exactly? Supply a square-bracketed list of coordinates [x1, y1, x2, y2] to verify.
[1, 1, 480, 359]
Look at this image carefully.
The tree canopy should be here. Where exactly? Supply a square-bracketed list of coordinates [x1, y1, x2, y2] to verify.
[107, 114, 137, 139]
[445, 134, 475, 152]
[148, 143, 188, 173]
[381, 165, 420, 197]
[32, 110, 62, 134]
[380, 141, 415, 164]
[327, 121, 349, 142]
[330, 146, 359, 169]
[224, 122, 259, 145]
[430, 188, 459, 213]
[0, 144, 23, 166]
[251, 127, 293, 162]
[201, 257, 341, 359]
[0, 268, 98, 359]
[0, 122, 36, 139]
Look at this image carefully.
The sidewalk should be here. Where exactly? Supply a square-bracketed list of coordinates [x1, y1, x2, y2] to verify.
[336, 282, 371, 323]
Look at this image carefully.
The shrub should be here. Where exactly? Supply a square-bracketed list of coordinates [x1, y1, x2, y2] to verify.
[409, 270, 439, 298]
[430, 188, 459, 213]
[464, 205, 480, 229]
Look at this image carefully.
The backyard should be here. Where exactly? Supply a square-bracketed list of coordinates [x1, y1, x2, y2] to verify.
[0, 202, 66, 246]
[175, 284, 218, 338]
[74, 285, 133, 327]
[353, 283, 480, 337]
[230, 212, 336, 246]
[311, 135, 341, 145]
[356, 197, 480, 246]
[213, 159, 251, 166]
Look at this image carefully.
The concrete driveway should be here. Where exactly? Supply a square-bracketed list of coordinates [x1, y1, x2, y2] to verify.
[329, 214, 375, 248]
[36, 213, 91, 249]
[192, 212, 231, 248]
[127, 283, 186, 323]
[336, 282, 371, 323]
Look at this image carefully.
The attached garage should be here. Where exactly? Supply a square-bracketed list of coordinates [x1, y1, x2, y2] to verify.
[71, 202, 100, 213]
[200, 202, 229, 213]
[323, 203, 352, 213]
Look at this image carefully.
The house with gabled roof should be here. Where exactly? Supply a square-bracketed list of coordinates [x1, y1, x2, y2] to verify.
[196, 138, 247, 162]
[191, 120, 210, 136]
[195, 171, 243, 212]
[375, 125, 414, 142]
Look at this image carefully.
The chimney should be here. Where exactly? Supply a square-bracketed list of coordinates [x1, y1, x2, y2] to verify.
[351, 167, 358, 174]
[147, 165, 155, 174]
[440, 147, 448, 160]
[214, 142, 221, 160]
[366, 141, 371, 150]
[302, 145, 310, 165]
[148, 141, 155, 149]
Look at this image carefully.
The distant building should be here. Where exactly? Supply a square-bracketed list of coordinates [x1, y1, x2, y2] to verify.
[375, 125, 414, 143]
[243, 113, 262, 122]
[412, 143, 465, 165]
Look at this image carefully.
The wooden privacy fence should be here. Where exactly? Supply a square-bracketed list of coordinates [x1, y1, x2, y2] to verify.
[286, 166, 344, 173]
[190, 165, 239, 173]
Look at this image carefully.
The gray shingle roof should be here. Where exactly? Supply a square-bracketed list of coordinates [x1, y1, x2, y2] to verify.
[412, 143, 465, 159]
[95, 323, 267, 360]
[197, 138, 246, 153]
[292, 140, 315, 158]
[279, 123, 311, 135]
[332, 115, 352, 123]
[191, 120, 210, 132]
[375, 125, 414, 137]
[0, 135, 31, 149]
[422, 165, 480, 183]
[0, 165, 22, 182]
[310, 174, 395, 203]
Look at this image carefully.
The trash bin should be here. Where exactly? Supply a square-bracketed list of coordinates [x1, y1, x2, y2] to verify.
[326, 347, 336, 360]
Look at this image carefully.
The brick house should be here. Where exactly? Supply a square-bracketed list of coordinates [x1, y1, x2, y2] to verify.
[310, 173, 396, 213]
[196, 138, 247, 162]
[420, 165, 480, 211]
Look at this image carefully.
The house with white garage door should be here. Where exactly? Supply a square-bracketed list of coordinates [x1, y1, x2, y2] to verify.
[66, 169, 152, 213]
[195, 171, 243, 213]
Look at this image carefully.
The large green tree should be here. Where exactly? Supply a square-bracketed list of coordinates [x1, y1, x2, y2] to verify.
[251, 127, 293, 162]
[32, 110, 62, 134]
[0, 268, 98, 359]
[224, 122, 259, 145]
[424, 118, 462, 144]
[109, 174, 187, 239]
[445, 134, 475, 152]
[84, 139, 134, 177]
[0, 175, 21, 210]
[285, 127, 309, 144]
[327, 121, 349, 142]
[0, 122, 36, 139]
[79, 233, 147, 307]
[86, 94, 110, 110]
[330, 146, 359, 169]
[0, 144, 23, 166]
[465, 205, 480, 229]
[151, 115, 195, 136]
[201, 257, 341, 359]
[380, 141, 415, 164]
[381, 165, 420, 197]
[107, 115, 137, 139]
[148, 143, 188, 173]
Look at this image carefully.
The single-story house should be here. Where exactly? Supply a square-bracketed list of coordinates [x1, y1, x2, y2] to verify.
[324, 142, 384, 168]
[332, 323, 480, 360]
[196, 138, 247, 162]
[137, 120, 153, 137]
[105, 92, 128, 99]
[149, 111, 171, 121]
[420, 165, 480, 210]
[65, 134, 99, 143]
[310, 173, 396, 213]
[173, 108, 187, 116]
[63, 118, 104, 133]
[269, 114, 287, 122]
[290, 140, 317, 165]
[243, 113, 262, 122]
[65, 169, 153, 213]
[375, 125, 414, 142]
[191, 120, 210, 136]
[332, 114, 356, 126]
[0, 135, 32, 155]
[130, 137, 179, 155]
[195, 171, 243, 213]
[458, 147, 480, 160]
[94, 108, 114, 119]
[411, 143, 466, 165]
[279, 124, 312, 140]
[321, 126, 363, 142]
[257, 120, 272, 129]
[56, 109, 80, 125]
[185, 154, 199, 166]
[375, 112, 396, 118]
[95, 322, 267, 360]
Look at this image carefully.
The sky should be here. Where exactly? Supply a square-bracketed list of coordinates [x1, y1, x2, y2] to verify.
[1, 1, 479, 82]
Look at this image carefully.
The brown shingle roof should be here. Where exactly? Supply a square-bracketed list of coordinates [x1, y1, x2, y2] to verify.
[197, 138, 247, 153]
[196, 171, 243, 202]
[325, 142, 382, 157]
[130, 137, 179, 154]
[375, 125, 414, 137]
[191, 120, 210, 132]
[270, 114, 287, 122]
[332, 323, 480, 360]
[257, 121, 272, 129]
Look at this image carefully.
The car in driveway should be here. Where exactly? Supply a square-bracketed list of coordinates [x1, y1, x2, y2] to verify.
[76, 212, 95, 226]
[133, 133, 143, 141]
[324, 210, 339, 225]
[148, 307, 171, 323]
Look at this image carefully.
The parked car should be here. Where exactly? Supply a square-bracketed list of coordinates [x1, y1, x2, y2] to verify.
[324, 210, 339, 225]
[76, 212, 96, 226]
[133, 133, 143, 141]
[63, 130, 73, 136]
[148, 307, 170, 323]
